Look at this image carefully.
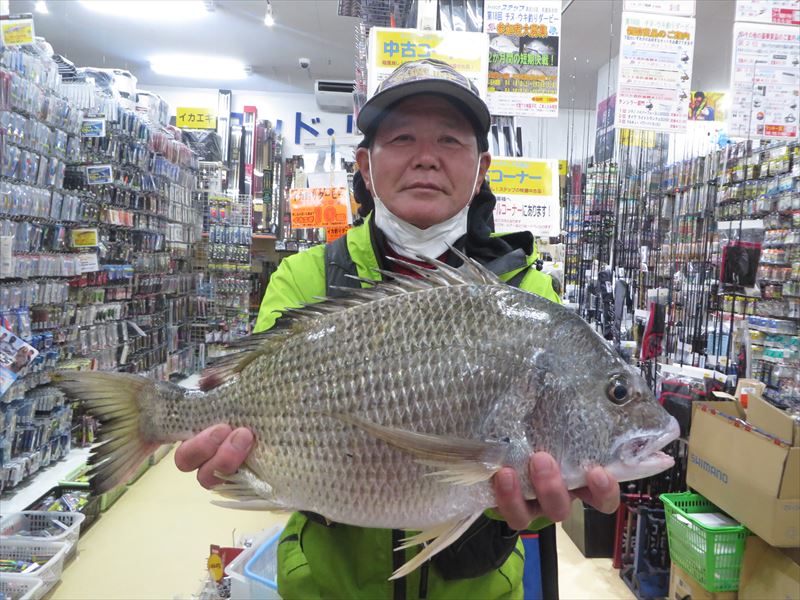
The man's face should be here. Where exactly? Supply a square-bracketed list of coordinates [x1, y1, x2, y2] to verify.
[356, 95, 491, 230]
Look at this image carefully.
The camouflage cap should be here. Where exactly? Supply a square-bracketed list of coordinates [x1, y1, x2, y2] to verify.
[357, 58, 491, 144]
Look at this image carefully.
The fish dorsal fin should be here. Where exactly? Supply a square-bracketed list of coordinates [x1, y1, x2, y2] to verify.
[200, 248, 500, 391]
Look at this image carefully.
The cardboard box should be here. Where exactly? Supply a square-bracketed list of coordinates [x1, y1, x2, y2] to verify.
[687, 401, 800, 548]
[669, 563, 738, 600]
[738, 536, 800, 600]
[746, 394, 800, 447]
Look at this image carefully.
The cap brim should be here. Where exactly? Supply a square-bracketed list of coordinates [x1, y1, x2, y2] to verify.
[357, 79, 491, 138]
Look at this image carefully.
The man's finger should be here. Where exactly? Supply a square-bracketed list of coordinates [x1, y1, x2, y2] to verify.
[584, 467, 620, 514]
[196, 428, 255, 489]
[528, 453, 573, 523]
[492, 467, 536, 530]
[174, 424, 231, 472]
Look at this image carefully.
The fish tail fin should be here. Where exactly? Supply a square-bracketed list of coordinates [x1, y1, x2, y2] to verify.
[53, 371, 187, 494]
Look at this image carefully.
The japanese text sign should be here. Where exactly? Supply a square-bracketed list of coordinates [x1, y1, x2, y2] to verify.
[289, 187, 349, 229]
[367, 28, 489, 99]
[490, 158, 559, 237]
[729, 22, 799, 140]
[615, 12, 696, 133]
[623, 0, 696, 16]
[735, 0, 799, 26]
[176, 107, 217, 130]
[484, 0, 561, 117]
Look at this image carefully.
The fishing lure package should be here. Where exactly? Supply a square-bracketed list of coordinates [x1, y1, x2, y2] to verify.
[0, 41, 205, 498]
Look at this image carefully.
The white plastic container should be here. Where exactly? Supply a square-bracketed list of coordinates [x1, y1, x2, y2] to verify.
[0, 574, 45, 600]
[0, 538, 69, 591]
[225, 525, 283, 600]
[242, 529, 283, 599]
[0, 511, 85, 545]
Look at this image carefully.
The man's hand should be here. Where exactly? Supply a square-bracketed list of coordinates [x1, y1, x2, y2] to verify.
[492, 452, 620, 530]
[174, 424, 254, 489]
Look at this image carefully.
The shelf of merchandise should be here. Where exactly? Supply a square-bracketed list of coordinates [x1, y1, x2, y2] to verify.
[0, 446, 91, 516]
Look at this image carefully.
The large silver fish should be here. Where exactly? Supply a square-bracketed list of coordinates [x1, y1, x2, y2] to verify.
[54, 252, 679, 579]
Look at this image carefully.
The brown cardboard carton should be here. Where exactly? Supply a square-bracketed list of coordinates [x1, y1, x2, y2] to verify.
[669, 563, 737, 600]
[739, 536, 800, 600]
[746, 394, 800, 447]
[687, 402, 800, 547]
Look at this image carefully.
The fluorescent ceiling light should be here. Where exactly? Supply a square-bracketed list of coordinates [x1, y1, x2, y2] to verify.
[79, 1, 210, 20]
[150, 55, 249, 80]
[34, 0, 49, 14]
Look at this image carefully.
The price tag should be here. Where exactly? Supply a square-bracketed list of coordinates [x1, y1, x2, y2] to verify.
[71, 228, 99, 248]
[81, 117, 106, 138]
[1, 16, 35, 46]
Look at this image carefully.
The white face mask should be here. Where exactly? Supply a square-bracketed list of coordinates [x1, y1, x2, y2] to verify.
[368, 150, 483, 260]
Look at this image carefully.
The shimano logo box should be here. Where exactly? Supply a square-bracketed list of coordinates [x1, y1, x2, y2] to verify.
[687, 401, 800, 548]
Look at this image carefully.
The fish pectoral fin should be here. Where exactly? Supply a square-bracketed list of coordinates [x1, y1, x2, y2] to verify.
[390, 512, 484, 580]
[418, 460, 501, 486]
[326, 413, 508, 468]
[211, 468, 289, 513]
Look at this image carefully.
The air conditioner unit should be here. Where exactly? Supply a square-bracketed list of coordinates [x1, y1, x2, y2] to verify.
[315, 80, 355, 114]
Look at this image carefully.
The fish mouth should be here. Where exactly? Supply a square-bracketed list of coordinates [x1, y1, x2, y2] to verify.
[604, 417, 680, 483]
[617, 417, 680, 465]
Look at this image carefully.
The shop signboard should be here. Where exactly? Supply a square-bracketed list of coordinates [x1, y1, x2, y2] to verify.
[490, 158, 559, 237]
[729, 23, 799, 140]
[367, 27, 489, 99]
[735, 0, 800, 26]
[615, 12, 696, 134]
[623, 0, 695, 16]
[176, 107, 217, 130]
[289, 187, 349, 230]
[484, 0, 561, 117]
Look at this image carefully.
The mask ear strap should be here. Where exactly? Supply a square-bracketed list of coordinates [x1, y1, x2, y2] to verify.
[368, 150, 380, 202]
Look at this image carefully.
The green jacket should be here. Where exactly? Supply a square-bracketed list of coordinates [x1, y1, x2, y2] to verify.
[254, 215, 559, 599]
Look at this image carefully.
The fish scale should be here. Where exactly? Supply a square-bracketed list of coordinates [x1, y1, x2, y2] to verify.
[53, 252, 679, 579]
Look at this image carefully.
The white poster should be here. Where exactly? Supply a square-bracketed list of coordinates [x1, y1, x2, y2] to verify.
[623, 0, 695, 16]
[615, 12, 696, 133]
[489, 158, 560, 237]
[484, 0, 561, 117]
[735, 0, 799, 26]
[729, 23, 800, 140]
[367, 28, 489, 99]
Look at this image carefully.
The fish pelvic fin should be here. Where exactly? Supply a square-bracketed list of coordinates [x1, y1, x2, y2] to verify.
[52, 371, 185, 494]
[390, 512, 483, 580]
[326, 413, 508, 483]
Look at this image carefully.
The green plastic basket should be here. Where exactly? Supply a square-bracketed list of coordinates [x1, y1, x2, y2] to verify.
[660, 492, 750, 592]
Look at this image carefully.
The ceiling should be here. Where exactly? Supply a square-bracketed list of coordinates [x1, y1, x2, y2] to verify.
[18, 0, 736, 109]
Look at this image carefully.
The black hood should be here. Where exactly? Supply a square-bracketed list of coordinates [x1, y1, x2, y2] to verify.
[353, 170, 534, 267]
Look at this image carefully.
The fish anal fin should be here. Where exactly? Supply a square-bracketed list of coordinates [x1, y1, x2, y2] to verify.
[211, 468, 290, 514]
[390, 512, 483, 580]
[326, 413, 508, 468]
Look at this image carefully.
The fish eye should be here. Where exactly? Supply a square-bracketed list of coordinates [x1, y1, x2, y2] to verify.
[607, 378, 630, 405]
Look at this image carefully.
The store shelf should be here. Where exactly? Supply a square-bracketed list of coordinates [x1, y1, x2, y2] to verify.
[0, 447, 91, 516]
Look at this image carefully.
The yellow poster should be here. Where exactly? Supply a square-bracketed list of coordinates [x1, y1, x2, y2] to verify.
[487, 159, 555, 196]
[176, 107, 217, 129]
[290, 187, 349, 229]
[1, 18, 34, 46]
[489, 158, 560, 237]
[368, 28, 489, 99]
